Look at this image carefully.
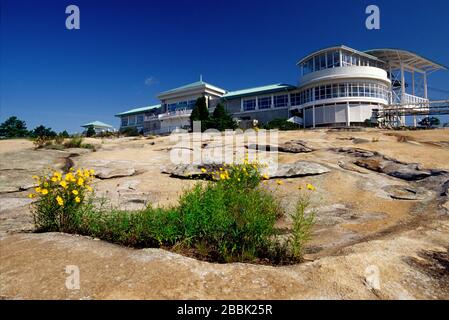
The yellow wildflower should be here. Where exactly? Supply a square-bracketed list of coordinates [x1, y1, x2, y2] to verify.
[35, 187, 41, 193]
[306, 183, 316, 191]
[53, 172, 62, 181]
[72, 189, 79, 195]
[41, 189, 48, 195]
[89, 169, 95, 175]
[220, 173, 226, 180]
[60, 181, 67, 188]
[32, 175, 39, 180]
[276, 180, 283, 185]
[75, 196, 81, 203]
[77, 177, 84, 186]
[86, 185, 93, 192]
[261, 174, 269, 180]
[201, 168, 207, 173]
[56, 196, 64, 206]
[51, 177, 58, 182]
[28, 193, 36, 199]
[65, 173, 75, 181]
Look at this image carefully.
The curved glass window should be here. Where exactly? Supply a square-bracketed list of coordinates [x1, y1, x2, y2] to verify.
[297, 82, 388, 104]
[302, 50, 383, 75]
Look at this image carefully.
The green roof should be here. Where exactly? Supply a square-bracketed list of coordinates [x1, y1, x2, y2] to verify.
[157, 81, 226, 97]
[81, 121, 113, 128]
[221, 83, 296, 100]
[115, 104, 161, 117]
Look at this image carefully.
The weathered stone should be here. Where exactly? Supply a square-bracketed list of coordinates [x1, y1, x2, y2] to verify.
[248, 140, 313, 153]
[95, 167, 136, 179]
[383, 185, 430, 200]
[352, 138, 370, 144]
[0, 197, 33, 212]
[0, 149, 73, 194]
[337, 161, 368, 174]
[163, 161, 329, 179]
[117, 180, 141, 191]
[266, 161, 329, 178]
[162, 163, 221, 178]
[333, 147, 376, 158]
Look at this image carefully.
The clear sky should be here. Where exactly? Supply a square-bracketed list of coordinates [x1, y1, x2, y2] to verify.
[1, 0, 449, 133]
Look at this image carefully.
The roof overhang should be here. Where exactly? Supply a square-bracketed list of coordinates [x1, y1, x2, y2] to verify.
[296, 45, 385, 66]
[157, 82, 226, 100]
[365, 48, 448, 73]
[114, 104, 161, 117]
[221, 84, 296, 100]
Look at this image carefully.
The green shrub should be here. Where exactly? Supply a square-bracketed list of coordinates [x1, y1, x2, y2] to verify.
[31, 162, 316, 264]
[33, 136, 53, 149]
[288, 193, 315, 260]
[120, 127, 139, 137]
[30, 169, 95, 232]
[263, 119, 300, 131]
[64, 136, 84, 148]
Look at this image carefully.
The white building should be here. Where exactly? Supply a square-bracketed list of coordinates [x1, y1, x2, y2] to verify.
[115, 45, 447, 132]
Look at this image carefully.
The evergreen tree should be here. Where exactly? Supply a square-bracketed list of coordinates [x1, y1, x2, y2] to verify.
[86, 126, 96, 137]
[0, 116, 29, 138]
[59, 130, 70, 138]
[190, 96, 209, 131]
[211, 103, 237, 131]
[31, 125, 57, 138]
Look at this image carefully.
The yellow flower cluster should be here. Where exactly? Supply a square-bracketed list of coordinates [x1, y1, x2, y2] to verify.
[298, 183, 316, 191]
[28, 168, 95, 207]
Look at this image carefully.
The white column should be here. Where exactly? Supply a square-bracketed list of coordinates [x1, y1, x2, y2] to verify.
[312, 106, 316, 128]
[255, 97, 259, 110]
[271, 95, 274, 109]
[346, 102, 350, 126]
[240, 98, 244, 112]
[412, 70, 415, 96]
[400, 62, 405, 102]
[423, 72, 428, 99]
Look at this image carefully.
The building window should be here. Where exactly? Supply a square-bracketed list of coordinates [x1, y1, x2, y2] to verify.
[258, 97, 271, 109]
[274, 95, 288, 108]
[121, 117, 128, 127]
[137, 115, 144, 124]
[303, 82, 388, 102]
[128, 115, 136, 126]
[303, 59, 313, 75]
[243, 99, 256, 111]
[290, 93, 301, 106]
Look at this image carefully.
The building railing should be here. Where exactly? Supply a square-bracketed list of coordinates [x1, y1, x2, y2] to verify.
[402, 93, 429, 105]
[158, 109, 192, 119]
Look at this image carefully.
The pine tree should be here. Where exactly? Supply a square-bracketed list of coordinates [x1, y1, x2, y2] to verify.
[211, 103, 237, 131]
[190, 97, 209, 131]
[0, 116, 29, 138]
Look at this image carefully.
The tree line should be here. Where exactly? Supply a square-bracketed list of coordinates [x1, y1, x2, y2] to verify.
[0, 116, 70, 139]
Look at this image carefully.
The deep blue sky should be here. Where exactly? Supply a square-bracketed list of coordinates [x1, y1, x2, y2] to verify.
[1, 0, 449, 133]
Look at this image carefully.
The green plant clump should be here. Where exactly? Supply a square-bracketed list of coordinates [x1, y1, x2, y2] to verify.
[31, 162, 316, 264]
